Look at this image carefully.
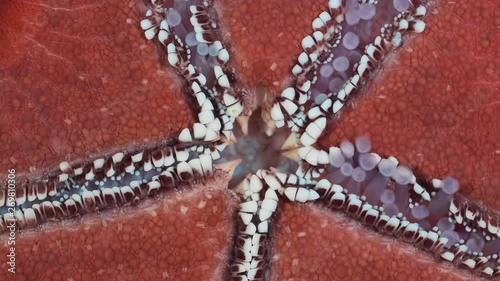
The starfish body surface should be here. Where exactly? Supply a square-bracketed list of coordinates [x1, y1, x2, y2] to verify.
[0, 0, 499, 280]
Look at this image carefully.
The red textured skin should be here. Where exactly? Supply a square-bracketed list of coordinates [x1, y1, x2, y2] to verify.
[319, 0, 500, 211]
[0, 182, 237, 281]
[272, 202, 478, 281]
[0, 0, 195, 174]
[0, 0, 498, 280]
[216, 0, 325, 93]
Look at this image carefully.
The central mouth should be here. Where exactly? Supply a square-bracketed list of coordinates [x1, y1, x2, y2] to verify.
[215, 107, 299, 189]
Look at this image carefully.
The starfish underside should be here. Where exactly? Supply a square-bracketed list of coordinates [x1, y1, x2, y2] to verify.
[0, 0, 499, 280]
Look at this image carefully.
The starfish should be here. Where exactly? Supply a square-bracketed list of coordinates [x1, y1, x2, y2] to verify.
[213, 107, 298, 189]
[0, 0, 499, 280]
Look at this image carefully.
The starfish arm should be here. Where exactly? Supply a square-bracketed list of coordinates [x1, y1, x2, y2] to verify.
[139, 1, 244, 141]
[304, 137, 500, 276]
[270, 1, 427, 149]
[228, 170, 321, 280]
[2, 0, 499, 279]
[0, 126, 227, 232]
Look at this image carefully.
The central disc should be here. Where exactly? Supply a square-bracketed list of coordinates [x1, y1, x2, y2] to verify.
[214, 107, 298, 189]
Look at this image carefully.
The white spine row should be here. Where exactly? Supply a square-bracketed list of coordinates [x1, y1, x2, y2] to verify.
[449, 197, 500, 239]
[231, 169, 500, 279]
[299, 4, 426, 147]
[0, 122, 225, 233]
[300, 143, 500, 233]
[313, 177, 500, 277]
[309, 144, 499, 226]
[313, 178, 448, 249]
[270, 1, 427, 149]
[231, 170, 319, 281]
[230, 169, 500, 279]
[140, 0, 242, 141]
[271, 0, 345, 131]
[301, 144, 500, 277]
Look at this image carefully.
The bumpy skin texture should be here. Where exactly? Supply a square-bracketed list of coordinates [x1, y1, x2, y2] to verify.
[0, 0, 194, 174]
[272, 203, 477, 281]
[319, 0, 500, 211]
[0, 182, 237, 281]
[216, 0, 325, 92]
[0, 0, 499, 280]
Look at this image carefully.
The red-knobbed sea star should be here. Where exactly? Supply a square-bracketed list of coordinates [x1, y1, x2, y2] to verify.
[0, 0, 498, 280]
